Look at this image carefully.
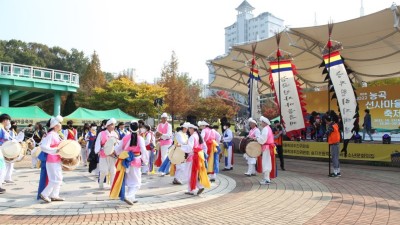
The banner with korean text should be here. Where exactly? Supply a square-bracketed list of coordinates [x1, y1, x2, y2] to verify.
[304, 84, 400, 130]
[269, 61, 305, 132]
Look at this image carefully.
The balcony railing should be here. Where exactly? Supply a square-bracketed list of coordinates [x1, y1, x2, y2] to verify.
[0, 62, 79, 85]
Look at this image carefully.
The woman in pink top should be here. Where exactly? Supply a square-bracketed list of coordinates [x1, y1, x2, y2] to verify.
[39, 115, 64, 203]
[114, 122, 148, 205]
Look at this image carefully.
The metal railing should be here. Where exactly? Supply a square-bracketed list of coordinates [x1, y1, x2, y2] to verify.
[0, 62, 79, 85]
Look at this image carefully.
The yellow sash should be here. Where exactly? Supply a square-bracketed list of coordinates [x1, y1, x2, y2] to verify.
[109, 151, 129, 199]
[198, 150, 211, 189]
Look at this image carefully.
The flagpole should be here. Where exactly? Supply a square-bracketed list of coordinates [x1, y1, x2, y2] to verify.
[278, 52, 282, 125]
[327, 23, 333, 176]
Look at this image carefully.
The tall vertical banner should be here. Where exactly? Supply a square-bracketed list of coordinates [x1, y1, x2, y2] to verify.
[250, 79, 262, 120]
[322, 51, 358, 139]
[248, 57, 262, 120]
[269, 60, 306, 132]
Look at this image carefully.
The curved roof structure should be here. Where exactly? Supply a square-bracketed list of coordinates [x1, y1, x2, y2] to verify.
[209, 5, 400, 95]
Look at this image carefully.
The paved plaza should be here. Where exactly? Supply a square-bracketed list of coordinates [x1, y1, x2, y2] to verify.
[0, 155, 399, 225]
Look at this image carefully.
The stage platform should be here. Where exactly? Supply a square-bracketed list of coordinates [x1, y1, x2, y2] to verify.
[232, 137, 400, 167]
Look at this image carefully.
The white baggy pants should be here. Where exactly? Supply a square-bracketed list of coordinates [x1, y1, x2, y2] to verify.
[141, 150, 149, 174]
[125, 166, 141, 201]
[99, 156, 117, 187]
[0, 164, 5, 188]
[244, 153, 256, 174]
[225, 146, 233, 169]
[262, 150, 272, 181]
[31, 148, 39, 168]
[175, 163, 186, 182]
[41, 162, 63, 198]
[160, 145, 169, 164]
[81, 147, 87, 166]
[5, 162, 14, 181]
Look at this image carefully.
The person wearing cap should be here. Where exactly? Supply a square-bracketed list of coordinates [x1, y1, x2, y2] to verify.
[143, 125, 156, 174]
[110, 121, 149, 205]
[0, 114, 12, 194]
[116, 122, 128, 140]
[198, 121, 219, 181]
[222, 122, 234, 171]
[156, 113, 173, 174]
[171, 122, 190, 185]
[63, 120, 78, 141]
[244, 118, 260, 176]
[181, 123, 210, 195]
[326, 116, 341, 177]
[273, 120, 285, 171]
[256, 116, 277, 185]
[95, 118, 119, 189]
[38, 115, 65, 203]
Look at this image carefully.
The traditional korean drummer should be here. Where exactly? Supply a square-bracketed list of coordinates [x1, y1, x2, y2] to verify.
[256, 116, 277, 185]
[38, 115, 65, 203]
[0, 114, 12, 194]
[244, 118, 260, 177]
[94, 118, 119, 189]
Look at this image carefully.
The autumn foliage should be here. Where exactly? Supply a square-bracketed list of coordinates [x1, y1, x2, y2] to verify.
[262, 101, 280, 120]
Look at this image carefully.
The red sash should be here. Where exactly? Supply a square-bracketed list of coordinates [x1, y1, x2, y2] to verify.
[190, 147, 203, 191]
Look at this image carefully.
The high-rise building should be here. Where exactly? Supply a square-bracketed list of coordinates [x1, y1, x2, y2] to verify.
[208, 1, 284, 107]
[224, 0, 284, 53]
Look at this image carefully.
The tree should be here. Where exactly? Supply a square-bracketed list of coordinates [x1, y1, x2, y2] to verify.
[262, 101, 280, 120]
[188, 97, 236, 122]
[104, 72, 115, 82]
[79, 51, 106, 92]
[368, 77, 400, 87]
[62, 93, 77, 116]
[159, 52, 190, 129]
[179, 74, 202, 112]
[81, 77, 167, 117]
[214, 90, 240, 116]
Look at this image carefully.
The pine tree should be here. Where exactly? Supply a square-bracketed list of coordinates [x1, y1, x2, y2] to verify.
[80, 51, 106, 92]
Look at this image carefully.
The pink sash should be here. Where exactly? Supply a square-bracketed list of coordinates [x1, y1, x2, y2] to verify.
[47, 132, 61, 163]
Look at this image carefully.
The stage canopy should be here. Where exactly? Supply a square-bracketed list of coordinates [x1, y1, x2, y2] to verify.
[0, 106, 51, 125]
[209, 5, 400, 96]
[64, 108, 139, 126]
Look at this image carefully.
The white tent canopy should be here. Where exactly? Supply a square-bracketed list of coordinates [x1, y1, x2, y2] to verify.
[209, 5, 400, 96]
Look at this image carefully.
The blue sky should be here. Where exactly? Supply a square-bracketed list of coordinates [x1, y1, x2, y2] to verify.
[0, 0, 396, 83]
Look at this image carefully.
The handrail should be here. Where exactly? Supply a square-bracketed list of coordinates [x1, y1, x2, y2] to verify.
[0, 62, 79, 85]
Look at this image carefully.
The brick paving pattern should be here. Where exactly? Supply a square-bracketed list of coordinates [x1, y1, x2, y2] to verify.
[0, 155, 399, 224]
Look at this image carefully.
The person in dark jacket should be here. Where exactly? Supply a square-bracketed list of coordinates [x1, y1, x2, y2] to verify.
[362, 109, 373, 141]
